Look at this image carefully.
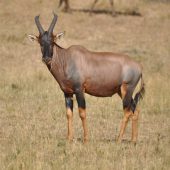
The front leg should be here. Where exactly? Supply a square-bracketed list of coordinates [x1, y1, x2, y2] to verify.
[75, 90, 88, 143]
[64, 93, 73, 141]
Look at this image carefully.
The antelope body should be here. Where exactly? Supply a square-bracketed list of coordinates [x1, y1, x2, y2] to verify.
[29, 13, 145, 143]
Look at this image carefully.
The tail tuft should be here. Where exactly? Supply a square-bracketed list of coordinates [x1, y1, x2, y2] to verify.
[134, 84, 145, 104]
[131, 75, 145, 112]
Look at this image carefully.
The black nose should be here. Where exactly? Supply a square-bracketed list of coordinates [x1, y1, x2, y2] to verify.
[44, 56, 49, 59]
[42, 56, 51, 63]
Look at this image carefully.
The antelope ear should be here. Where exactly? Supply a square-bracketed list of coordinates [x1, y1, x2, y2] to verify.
[54, 31, 65, 41]
[28, 34, 38, 42]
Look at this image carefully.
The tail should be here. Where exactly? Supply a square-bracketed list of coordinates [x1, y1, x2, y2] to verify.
[131, 74, 145, 112]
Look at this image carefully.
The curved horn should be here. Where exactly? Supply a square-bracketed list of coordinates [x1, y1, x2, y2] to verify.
[48, 13, 58, 35]
[35, 15, 44, 35]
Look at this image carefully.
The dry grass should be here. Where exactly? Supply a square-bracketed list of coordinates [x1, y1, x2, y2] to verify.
[0, 0, 170, 169]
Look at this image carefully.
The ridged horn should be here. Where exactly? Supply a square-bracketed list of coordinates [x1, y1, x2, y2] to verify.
[48, 13, 58, 35]
[35, 15, 44, 35]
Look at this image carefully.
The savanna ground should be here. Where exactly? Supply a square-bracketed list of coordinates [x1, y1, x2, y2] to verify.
[0, 0, 170, 169]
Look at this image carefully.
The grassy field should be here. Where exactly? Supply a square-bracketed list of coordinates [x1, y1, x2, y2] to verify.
[0, 0, 170, 169]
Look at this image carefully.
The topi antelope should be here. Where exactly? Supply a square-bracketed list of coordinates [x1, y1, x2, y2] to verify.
[28, 13, 145, 143]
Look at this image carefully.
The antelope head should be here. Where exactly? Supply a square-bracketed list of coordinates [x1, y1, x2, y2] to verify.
[28, 13, 65, 62]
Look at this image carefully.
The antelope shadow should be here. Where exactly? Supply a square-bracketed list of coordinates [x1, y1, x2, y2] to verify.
[67, 8, 142, 16]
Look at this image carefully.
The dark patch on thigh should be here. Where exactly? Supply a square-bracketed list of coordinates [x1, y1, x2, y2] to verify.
[122, 87, 134, 111]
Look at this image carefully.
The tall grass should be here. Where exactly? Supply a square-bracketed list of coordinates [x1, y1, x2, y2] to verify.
[0, 0, 170, 169]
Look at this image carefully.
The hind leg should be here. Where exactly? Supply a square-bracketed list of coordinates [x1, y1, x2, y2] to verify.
[117, 83, 133, 142]
[75, 89, 88, 143]
[117, 108, 132, 143]
[131, 107, 140, 143]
